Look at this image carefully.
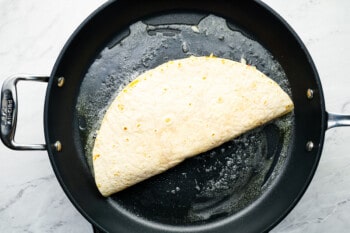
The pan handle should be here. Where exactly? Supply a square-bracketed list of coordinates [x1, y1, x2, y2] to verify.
[327, 112, 350, 129]
[1, 76, 49, 150]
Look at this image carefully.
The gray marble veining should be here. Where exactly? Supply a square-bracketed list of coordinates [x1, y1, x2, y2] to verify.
[0, 0, 350, 232]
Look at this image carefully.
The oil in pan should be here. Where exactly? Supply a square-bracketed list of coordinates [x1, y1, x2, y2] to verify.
[76, 14, 294, 225]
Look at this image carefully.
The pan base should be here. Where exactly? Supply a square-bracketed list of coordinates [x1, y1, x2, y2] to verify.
[76, 14, 294, 226]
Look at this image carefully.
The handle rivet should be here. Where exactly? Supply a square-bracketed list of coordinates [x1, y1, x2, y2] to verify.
[306, 89, 314, 99]
[54, 141, 62, 152]
[306, 141, 314, 152]
[57, 77, 65, 87]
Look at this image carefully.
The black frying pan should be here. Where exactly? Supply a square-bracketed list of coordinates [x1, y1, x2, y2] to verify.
[1, 1, 349, 232]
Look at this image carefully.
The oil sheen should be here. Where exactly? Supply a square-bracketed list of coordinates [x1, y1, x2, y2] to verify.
[76, 14, 294, 225]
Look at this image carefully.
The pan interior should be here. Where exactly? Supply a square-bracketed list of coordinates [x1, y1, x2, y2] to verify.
[75, 13, 294, 225]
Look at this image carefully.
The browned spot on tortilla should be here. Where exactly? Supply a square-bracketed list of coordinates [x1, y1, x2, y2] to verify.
[285, 104, 294, 111]
[118, 104, 124, 111]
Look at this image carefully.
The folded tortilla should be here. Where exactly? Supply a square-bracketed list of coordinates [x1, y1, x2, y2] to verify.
[92, 56, 294, 196]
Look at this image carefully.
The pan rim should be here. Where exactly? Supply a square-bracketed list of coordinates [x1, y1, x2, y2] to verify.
[44, 0, 326, 232]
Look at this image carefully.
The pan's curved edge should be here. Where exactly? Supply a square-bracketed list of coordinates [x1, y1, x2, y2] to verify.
[255, 1, 326, 232]
[44, 1, 114, 232]
[43, 0, 327, 232]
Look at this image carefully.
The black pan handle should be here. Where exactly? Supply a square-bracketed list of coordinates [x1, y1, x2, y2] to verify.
[0, 76, 49, 150]
[327, 112, 350, 129]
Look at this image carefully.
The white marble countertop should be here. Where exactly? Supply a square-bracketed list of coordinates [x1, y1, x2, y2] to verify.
[0, 0, 349, 232]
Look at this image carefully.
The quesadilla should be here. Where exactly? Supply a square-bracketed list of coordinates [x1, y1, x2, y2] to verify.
[92, 56, 294, 197]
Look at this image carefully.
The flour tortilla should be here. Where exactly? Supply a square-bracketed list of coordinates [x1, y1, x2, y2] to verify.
[92, 56, 294, 197]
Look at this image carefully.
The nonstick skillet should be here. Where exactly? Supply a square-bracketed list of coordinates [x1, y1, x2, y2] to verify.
[1, 0, 350, 233]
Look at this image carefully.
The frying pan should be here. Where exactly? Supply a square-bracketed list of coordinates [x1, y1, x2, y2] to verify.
[1, 0, 349, 232]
